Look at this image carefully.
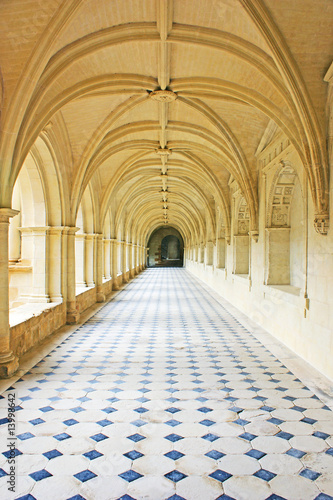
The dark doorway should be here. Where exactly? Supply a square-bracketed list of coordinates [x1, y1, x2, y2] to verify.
[148, 227, 184, 267]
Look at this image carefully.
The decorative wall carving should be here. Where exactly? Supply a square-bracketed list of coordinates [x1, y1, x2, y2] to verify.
[267, 163, 297, 228]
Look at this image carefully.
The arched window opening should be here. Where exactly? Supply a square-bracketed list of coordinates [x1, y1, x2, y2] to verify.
[265, 163, 304, 291]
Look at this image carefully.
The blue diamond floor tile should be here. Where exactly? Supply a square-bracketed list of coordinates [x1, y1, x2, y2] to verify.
[74, 470, 97, 482]
[29, 469, 52, 481]
[124, 450, 144, 460]
[164, 470, 187, 482]
[119, 470, 143, 482]
[209, 469, 232, 483]
[164, 450, 185, 460]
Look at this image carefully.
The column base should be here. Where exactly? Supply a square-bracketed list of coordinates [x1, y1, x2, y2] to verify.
[67, 309, 80, 324]
[96, 292, 106, 303]
[0, 353, 19, 379]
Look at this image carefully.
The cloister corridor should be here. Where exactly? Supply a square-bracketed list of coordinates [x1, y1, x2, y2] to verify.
[1, 268, 332, 500]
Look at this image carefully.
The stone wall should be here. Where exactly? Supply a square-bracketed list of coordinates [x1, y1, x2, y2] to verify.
[10, 303, 67, 358]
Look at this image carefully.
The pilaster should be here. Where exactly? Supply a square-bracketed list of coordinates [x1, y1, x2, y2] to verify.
[0, 208, 20, 378]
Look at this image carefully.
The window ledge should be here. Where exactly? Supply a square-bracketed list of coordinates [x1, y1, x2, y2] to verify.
[9, 264, 32, 272]
[233, 273, 249, 281]
[76, 285, 95, 296]
[267, 284, 301, 296]
[9, 302, 60, 327]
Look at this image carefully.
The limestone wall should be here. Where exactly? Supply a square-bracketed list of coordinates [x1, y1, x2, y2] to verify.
[187, 137, 333, 382]
[10, 303, 66, 358]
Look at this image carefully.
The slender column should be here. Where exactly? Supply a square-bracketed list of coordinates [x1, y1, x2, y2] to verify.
[66, 227, 80, 324]
[111, 239, 119, 290]
[75, 233, 86, 287]
[122, 241, 129, 283]
[129, 243, 135, 278]
[0, 208, 19, 378]
[139, 245, 143, 270]
[19, 227, 50, 302]
[85, 234, 95, 287]
[48, 227, 65, 302]
[132, 244, 137, 274]
[9, 210, 21, 263]
[96, 234, 106, 302]
[103, 239, 111, 279]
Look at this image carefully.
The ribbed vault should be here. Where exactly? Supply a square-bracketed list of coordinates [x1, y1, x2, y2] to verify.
[0, 0, 332, 242]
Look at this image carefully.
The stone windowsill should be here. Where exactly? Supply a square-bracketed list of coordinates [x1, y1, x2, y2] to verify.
[10, 302, 60, 327]
[76, 285, 96, 296]
[9, 264, 32, 272]
[263, 284, 302, 306]
[233, 273, 249, 283]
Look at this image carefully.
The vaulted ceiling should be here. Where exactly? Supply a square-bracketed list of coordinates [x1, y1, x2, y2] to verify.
[0, 0, 332, 242]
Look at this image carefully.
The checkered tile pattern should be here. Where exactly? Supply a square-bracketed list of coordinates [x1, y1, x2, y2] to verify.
[1, 268, 333, 499]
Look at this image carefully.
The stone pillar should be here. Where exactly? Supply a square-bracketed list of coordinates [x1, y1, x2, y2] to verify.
[9, 210, 21, 263]
[265, 227, 290, 285]
[85, 234, 95, 287]
[122, 241, 129, 283]
[111, 239, 119, 290]
[0, 208, 19, 378]
[132, 244, 138, 274]
[66, 227, 80, 324]
[103, 239, 111, 279]
[96, 234, 106, 302]
[75, 233, 86, 287]
[127, 243, 133, 278]
[48, 227, 65, 302]
[19, 227, 50, 302]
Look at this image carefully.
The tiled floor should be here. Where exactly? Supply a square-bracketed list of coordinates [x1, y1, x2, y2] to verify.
[1, 268, 333, 500]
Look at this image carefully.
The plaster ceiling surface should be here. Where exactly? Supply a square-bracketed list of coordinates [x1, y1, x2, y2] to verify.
[0, 0, 332, 241]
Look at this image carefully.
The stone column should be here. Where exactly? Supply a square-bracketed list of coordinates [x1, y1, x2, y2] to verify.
[111, 239, 119, 290]
[75, 233, 86, 287]
[66, 227, 80, 324]
[103, 239, 111, 279]
[121, 241, 128, 283]
[96, 234, 106, 302]
[85, 234, 95, 287]
[0, 208, 19, 378]
[127, 243, 133, 278]
[48, 227, 65, 302]
[132, 244, 137, 274]
[19, 227, 50, 302]
[139, 245, 143, 270]
[8, 210, 21, 263]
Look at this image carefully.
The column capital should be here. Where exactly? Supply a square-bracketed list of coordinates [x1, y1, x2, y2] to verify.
[19, 226, 51, 235]
[48, 226, 68, 235]
[0, 208, 20, 223]
[66, 226, 80, 235]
